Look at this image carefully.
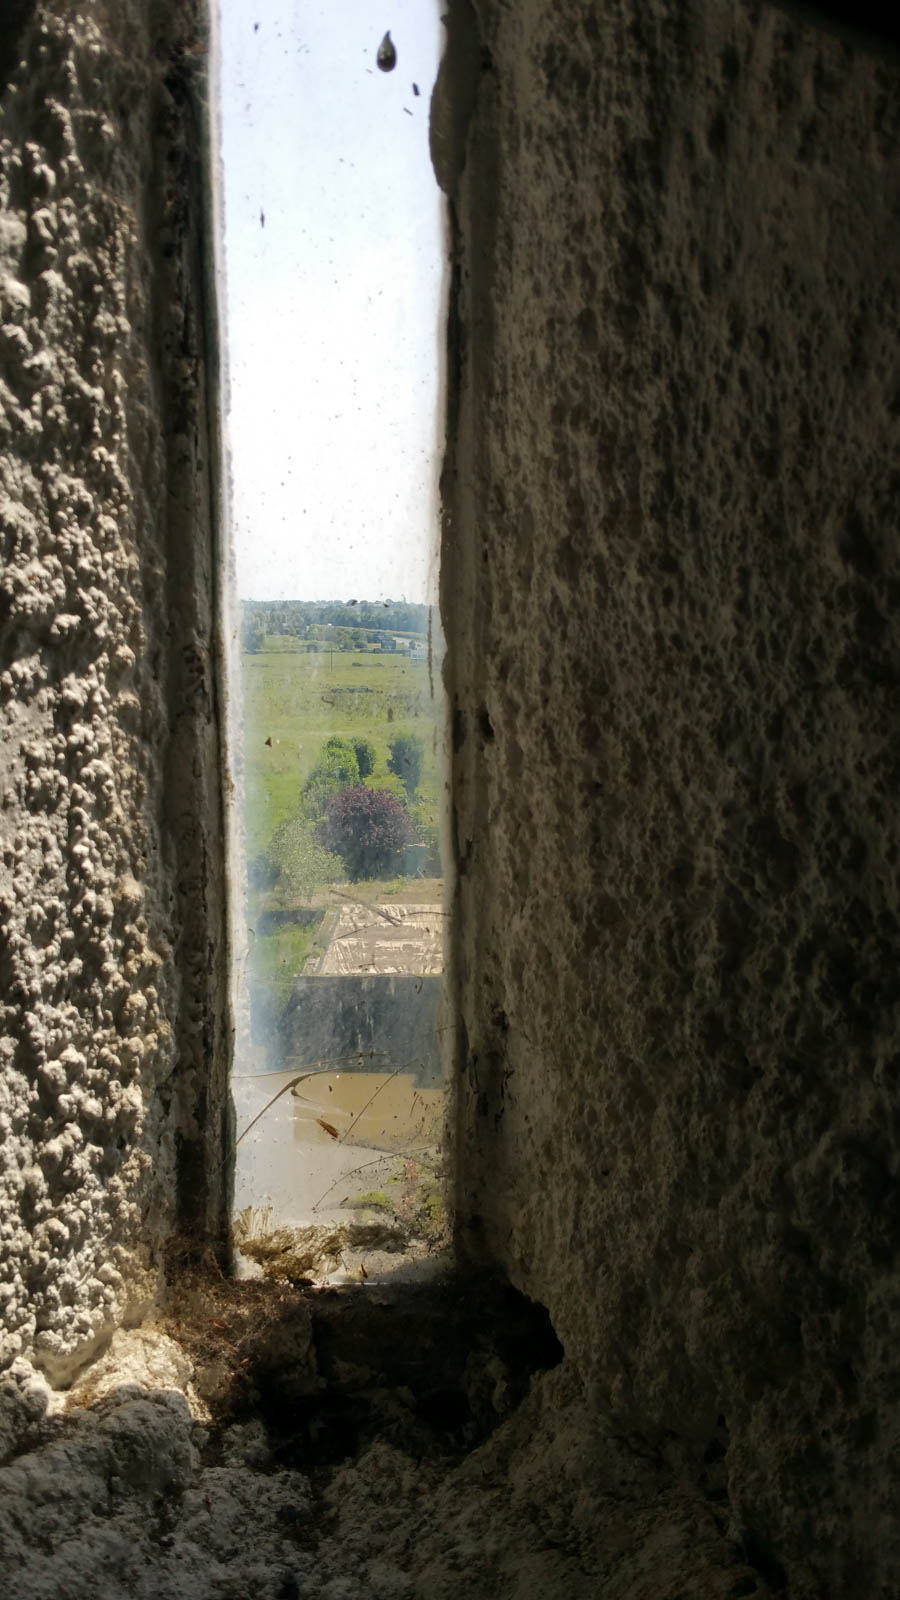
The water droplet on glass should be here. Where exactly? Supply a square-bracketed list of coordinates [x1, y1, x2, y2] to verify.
[377, 31, 397, 72]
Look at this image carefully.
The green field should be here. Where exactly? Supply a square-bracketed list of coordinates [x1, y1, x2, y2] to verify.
[239, 637, 444, 1030]
[241, 639, 443, 858]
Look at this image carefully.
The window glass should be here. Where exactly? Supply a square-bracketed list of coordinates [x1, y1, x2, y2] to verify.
[214, 2, 447, 1282]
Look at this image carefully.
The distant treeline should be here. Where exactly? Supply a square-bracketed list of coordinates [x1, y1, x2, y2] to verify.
[241, 599, 430, 637]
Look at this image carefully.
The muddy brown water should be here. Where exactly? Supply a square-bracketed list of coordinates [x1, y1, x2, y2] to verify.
[232, 1067, 444, 1232]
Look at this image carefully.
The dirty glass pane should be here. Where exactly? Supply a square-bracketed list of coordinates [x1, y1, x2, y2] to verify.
[213, 2, 447, 1282]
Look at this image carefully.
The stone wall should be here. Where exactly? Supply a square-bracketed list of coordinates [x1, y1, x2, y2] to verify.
[0, 0, 228, 1384]
[1, 1, 899, 1594]
[282, 977, 443, 1088]
[445, 1, 900, 1593]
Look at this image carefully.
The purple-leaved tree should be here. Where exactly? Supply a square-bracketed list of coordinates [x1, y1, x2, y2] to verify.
[318, 784, 412, 881]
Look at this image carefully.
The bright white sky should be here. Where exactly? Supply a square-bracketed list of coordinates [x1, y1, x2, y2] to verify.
[216, 1, 445, 603]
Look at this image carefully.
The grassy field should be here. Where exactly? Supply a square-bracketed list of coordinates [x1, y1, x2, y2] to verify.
[250, 920, 321, 1011]
[241, 640, 443, 859]
[239, 637, 445, 1028]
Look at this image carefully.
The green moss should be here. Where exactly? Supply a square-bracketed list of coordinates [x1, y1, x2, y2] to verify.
[353, 1191, 394, 1212]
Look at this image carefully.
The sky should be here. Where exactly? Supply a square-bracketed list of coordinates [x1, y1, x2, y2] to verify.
[215, 1, 445, 604]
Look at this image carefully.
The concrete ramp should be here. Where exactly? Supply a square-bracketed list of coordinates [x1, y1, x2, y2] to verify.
[304, 901, 444, 976]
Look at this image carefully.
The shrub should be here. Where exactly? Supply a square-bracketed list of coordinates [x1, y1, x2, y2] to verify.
[352, 737, 376, 779]
[321, 735, 361, 774]
[414, 827, 441, 874]
[268, 817, 342, 900]
[301, 737, 360, 816]
[319, 784, 412, 881]
[387, 733, 425, 799]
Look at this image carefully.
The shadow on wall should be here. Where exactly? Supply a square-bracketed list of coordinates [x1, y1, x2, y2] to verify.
[0, 2, 37, 93]
[773, 0, 900, 51]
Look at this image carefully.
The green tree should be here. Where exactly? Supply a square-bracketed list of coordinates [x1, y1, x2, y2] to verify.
[268, 817, 342, 900]
[353, 738, 376, 779]
[318, 785, 412, 881]
[301, 737, 360, 817]
[388, 733, 425, 799]
[321, 736, 360, 777]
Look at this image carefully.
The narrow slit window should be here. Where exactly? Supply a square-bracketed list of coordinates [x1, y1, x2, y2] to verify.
[213, 2, 448, 1283]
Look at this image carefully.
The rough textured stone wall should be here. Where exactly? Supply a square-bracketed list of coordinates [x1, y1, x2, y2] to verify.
[445, 2, 900, 1594]
[0, 0, 228, 1384]
[2, 1, 899, 1594]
